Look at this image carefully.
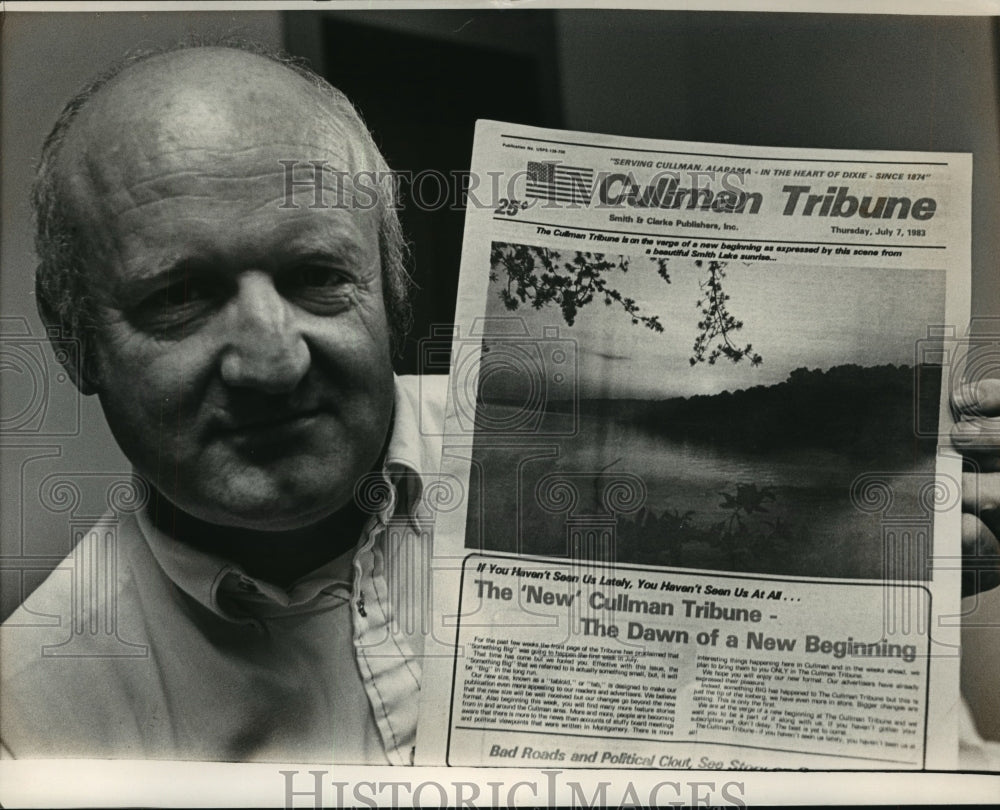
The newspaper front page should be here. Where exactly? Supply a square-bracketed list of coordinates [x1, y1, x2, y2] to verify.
[416, 121, 970, 770]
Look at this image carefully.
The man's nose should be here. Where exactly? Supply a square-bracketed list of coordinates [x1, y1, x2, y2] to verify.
[219, 272, 310, 393]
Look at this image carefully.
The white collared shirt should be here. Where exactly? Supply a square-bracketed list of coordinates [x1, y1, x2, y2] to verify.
[0, 375, 447, 763]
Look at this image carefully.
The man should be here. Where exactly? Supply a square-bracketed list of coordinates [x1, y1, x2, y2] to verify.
[2, 40, 998, 765]
[1, 42, 445, 764]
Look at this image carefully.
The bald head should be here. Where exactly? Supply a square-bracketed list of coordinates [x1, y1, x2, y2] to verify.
[34, 42, 410, 375]
[78, 46, 335, 131]
[61, 48, 370, 183]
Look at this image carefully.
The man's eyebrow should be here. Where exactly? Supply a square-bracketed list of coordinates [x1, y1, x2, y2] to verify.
[282, 238, 370, 269]
[110, 258, 210, 303]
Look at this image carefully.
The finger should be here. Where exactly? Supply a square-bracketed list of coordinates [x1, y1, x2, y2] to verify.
[950, 417, 1000, 453]
[952, 378, 1000, 418]
[961, 472, 1000, 514]
[961, 512, 1000, 596]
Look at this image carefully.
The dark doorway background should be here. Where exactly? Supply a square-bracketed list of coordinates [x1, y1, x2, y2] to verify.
[286, 11, 562, 372]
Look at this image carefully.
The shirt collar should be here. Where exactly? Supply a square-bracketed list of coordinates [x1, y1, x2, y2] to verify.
[136, 375, 438, 623]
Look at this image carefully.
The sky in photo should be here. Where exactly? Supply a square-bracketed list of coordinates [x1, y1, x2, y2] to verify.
[485, 245, 946, 400]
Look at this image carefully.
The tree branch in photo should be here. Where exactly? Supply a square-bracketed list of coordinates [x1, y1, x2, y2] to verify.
[489, 243, 762, 366]
[691, 259, 763, 367]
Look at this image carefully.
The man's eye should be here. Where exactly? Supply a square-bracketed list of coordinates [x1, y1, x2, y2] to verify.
[288, 265, 348, 289]
[130, 276, 222, 335]
[153, 279, 213, 307]
[280, 265, 355, 315]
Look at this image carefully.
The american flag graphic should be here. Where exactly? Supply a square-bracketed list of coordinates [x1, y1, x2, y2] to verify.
[525, 161, 595, 204]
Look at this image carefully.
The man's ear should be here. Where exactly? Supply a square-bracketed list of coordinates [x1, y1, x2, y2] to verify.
[35, 284, 97, 396]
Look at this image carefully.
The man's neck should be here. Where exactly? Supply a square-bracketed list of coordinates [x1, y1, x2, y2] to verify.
[146, 489, 374, 588]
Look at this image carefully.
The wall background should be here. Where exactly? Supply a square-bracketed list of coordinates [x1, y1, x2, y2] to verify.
[2, 9, 998, 740]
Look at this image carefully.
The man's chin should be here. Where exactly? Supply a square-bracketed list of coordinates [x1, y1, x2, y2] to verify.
[201, 494, 350, 532]
[219, 507, 341, 533]
[153, 478, 356, 534]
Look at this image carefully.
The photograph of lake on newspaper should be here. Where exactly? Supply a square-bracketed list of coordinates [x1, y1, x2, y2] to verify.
[466, 246, 944, 582]
[421, 122, 969, 771]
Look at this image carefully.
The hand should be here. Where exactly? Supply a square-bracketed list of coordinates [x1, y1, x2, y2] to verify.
[951, 380, 1000, 596]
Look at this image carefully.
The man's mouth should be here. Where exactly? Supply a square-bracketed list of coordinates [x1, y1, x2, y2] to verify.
[216, 408, 325, 435]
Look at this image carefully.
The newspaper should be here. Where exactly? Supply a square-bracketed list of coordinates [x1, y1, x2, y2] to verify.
[415, 121, 970, 770]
